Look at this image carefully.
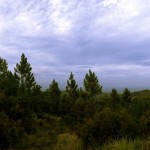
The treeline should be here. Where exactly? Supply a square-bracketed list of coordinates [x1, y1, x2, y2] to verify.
[0, 53, 150, 149]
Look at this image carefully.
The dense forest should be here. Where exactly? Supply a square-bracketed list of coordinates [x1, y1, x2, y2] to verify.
[0, 53, 150, 150]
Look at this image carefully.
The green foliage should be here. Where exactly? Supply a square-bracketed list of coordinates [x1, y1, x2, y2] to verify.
[131, 90, 150, 99]
[139, 111, 150, 136]
[81, 108, 120, 147]
[102, 139, 135, 150]
[59, 93, 71, 116]
[0, 91, 6, 101]
[71, 97, 87, 122]
[0, 53, 150, 149]
[0, 57, 18, 96]
[47, 79, 61, 115]
[1, 96, 19, 121]
[66, 72, 78, 101]
[110, 88, 120, 109]
[32, 84, 42, 96]
[84, 98, 98, 118]
[101, 138, 150, 150]
[118, 109, 138, 138]
[49, 79, 61, 100]
[54, 133, 83, 150]
[122, 88, 132, 105]
[84, 69, 102, 98]
[26, 134, 53, 150]
[0, 111, 24, 150]
[0, 57, 8, 75]
[129, 97, 150, 121]
[25, 114, 64, 150]
[14, 53, 38, 96]
[29, 92, 48, 115]
[78, 87, 89, 100]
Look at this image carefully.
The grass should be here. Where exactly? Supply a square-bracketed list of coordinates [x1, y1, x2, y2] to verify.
[54, 133, 83, 150]
[101, 138, 150, 150]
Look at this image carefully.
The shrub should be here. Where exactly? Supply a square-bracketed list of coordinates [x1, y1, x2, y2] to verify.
[54, 133, 83, 150]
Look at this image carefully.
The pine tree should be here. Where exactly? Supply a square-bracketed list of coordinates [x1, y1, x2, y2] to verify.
[0, 57, 18, 96]
[49, 79, 61, 100]
[122, 88, 132, 105]
[84, 69, 102, 97]
[66, 72, 78, 101]
[0, 57, 8, 88]
[48, 79, 61, 114]
[14, 53, 37, 96]
[0, 57, 7, 93]
[110, 88, 120, 108]
[0, 57, 8, 75]
[110, 88, 119, 101]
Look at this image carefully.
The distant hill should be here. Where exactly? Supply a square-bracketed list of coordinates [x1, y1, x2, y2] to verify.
[131, 89, 150, 99]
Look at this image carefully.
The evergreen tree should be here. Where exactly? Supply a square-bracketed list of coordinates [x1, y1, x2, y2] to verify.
[0, 57, 18, 96]
[32, 84, 42, 96]
[49, 79, 61, 100]
[0, 57, 8, 88]
[110, 88, 119, 100]
[110, 88, 120, 108]
[0, 57, 8, 75]
[122, 88, 132, 105]
[48, 79, 61, 114]
[79, 87, 89, 100]
[66, 72, 78, 101]
[0, 57, 8, 91]
[84, 69, 102, 97]
[14, 53, 37, 96]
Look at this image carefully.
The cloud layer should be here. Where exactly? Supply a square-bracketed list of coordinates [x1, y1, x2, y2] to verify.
[0, 0, 150, 90]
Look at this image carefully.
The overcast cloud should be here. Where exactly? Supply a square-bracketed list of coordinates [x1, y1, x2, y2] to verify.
[0, 0, 150, 91]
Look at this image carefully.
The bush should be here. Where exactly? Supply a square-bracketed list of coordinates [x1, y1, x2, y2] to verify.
[118, 109, 138, 138]
[0, 111, 25, 149]
[81, 108, 120, 147]
[139, 111, 150, 137]
[54, 133, 83, 150]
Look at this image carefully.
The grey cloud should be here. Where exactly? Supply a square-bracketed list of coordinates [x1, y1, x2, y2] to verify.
[0, 0, 150, 89]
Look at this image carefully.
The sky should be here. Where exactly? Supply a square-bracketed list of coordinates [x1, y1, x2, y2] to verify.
[0, 0, 150, 91]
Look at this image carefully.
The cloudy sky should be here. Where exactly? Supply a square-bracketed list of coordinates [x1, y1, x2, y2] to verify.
[0, 0, 150, 91]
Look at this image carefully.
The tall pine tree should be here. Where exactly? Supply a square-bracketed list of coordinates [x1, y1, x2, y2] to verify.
[0, 57, 8, 89]
[122, 88, 132, 105]
[84, 69, 102, 98]
[110, 88, 120, 109]
[49, 79, 61, 99]
[0, 57, 8, 75]
[14, 53, 38, 96]
[66, 72, 78, 101]
[0, 57, 18, 96]
[48, 79, 61, 114]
